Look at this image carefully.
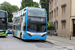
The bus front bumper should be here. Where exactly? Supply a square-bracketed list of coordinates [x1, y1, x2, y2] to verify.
[23, 35, 47, 40]
[0, 33, 7, 36]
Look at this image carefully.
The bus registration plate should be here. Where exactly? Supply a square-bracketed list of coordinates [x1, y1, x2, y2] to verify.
[35, 38, 39, 40]
[34, 34, 40, 35]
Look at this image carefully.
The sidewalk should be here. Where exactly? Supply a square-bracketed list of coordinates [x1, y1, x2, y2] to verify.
[47, 35, 75, 45]
[46, 35, 75, 50]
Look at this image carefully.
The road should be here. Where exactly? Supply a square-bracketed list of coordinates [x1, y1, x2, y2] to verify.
[0, 34, 70, 50]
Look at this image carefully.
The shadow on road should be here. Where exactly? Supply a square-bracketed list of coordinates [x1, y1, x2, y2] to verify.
[0, 36, 6, 38]
[22, 40, 46, 43]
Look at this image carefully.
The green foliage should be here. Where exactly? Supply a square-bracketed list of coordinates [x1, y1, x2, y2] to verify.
[12, 5, 19, 12]
[48, 26, 55, 30]
[20, 0, 39, 10]
[0, 1, 19, 22]
[32, 5, 38, 7]
[33, 2, 39, 7]
[21, 0, 33, 9]
[40, 0, 49, 21]
[32, 2, 39, 8]
[47, 22, 55, 30]
[47, 22, 50, 27]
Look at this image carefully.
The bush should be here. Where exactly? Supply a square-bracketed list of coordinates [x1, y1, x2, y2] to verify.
[48, 26, 55, 30]
[47, 22, 55, 30]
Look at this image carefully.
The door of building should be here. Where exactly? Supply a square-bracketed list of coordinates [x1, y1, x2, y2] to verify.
[73, 20, 75, 36]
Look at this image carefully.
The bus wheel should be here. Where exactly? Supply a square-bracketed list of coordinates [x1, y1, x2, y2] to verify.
[20, 33, 22, 39]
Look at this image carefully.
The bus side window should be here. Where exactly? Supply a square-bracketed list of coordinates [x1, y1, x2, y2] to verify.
[23, 26, 26, 31]
[13, 25, 15, 30]
[17, 25, 18, 30]
[15, 25, 17, 30]
[5, 12, 6, 17]
[18, 24, 21, 31]
[23, 9, 26, 16]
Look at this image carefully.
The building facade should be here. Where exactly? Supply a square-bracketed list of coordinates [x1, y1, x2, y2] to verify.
[49, 0, 75, 37]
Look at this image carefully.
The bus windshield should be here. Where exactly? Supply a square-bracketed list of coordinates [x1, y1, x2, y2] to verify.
[27, 23, 46, 32]
[0, 18, 7, 31]
[0, 11, 7, 31]
[27, 8, 46, 32]
[28, 8, 46, 17]
[0, 11, 5, 18]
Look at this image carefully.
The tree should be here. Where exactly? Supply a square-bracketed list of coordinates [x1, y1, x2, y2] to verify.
[33, 2, 39, 7]
[20, 0, 39, 10]
[0, 1, 19, 22]
[12, 5, 19, 12]
[40, 0, 49, 21]
[20, 0, 33, 9]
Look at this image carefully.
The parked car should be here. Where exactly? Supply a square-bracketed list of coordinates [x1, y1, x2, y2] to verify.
[8, 28, 12, 34]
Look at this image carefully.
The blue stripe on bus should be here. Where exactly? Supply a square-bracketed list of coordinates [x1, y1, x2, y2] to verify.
[23, 7, 28, 39]
[26, 7, 28, 32]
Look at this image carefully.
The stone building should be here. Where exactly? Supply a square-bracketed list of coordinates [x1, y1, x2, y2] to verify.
[49, 0, 75, 37]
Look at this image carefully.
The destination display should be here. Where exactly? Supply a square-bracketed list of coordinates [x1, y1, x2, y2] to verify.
[28, 17, 46, 23]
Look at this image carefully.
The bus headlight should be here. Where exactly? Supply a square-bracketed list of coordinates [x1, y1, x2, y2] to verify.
[27, 33, 31, 37]
[42, 34, 46, 37]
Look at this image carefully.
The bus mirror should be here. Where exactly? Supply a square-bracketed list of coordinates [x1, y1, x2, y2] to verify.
[23, 24, 26, 26]
[24, 9, 26, 11]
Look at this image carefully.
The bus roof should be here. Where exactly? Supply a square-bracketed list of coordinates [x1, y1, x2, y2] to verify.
[0, 10, 7, 12]
[27, 7, 46, 17]
[13, 7, 46, 18]
[26, 7, 45, 10]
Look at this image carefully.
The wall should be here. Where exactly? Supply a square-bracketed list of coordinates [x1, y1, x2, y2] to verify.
[49, 0, 71, 37]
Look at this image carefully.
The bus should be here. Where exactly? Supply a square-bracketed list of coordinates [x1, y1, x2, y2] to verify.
[12, 7, 47, 40]
[0, 10, 8, 37]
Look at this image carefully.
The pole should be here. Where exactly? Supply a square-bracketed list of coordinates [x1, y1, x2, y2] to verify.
[55, 0, 57, 32]
[70, 0, 72, 40]
[70, 35, 71, 40]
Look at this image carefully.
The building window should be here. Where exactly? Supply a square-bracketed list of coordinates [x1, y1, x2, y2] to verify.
[52, 0, 53, 8]
[61, 4, 66, 14]
[54, 7, 58, 17]
[51, 12, 52, 20]
[57, 7, 58, 16]
[57, 0, 58, 2]
[50, 13, 51, 19]
[50, 0, 53, 10]
[56, 21, 58, 30]
[52, 11, 53, 18]
[54, 21, 58, 30]
[54, 9, 55, 17]
[50, 2, 51, 10]
[62, 20, 66, 29]
[62, 7, 66, 14]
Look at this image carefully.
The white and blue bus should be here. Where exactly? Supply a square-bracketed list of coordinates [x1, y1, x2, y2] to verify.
[12, 7, 47, 40]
